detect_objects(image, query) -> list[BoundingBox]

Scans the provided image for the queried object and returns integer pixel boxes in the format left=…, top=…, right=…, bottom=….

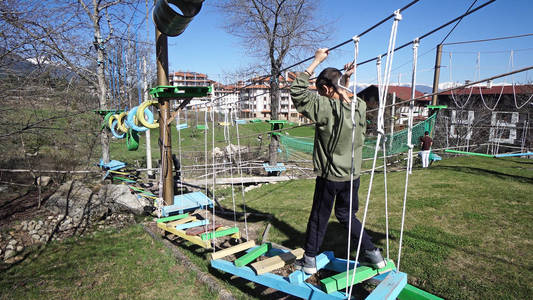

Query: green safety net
left=280, top=113, right=437, bottom=160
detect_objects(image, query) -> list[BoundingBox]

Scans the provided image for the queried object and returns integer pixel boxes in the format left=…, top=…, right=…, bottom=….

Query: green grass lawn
left=0, top=225, right=216, bottom=300
left=214, top=155, right=533, bottom=299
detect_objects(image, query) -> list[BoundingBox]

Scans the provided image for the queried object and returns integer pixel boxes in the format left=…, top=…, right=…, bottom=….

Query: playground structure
left=93, top=0, right=532, bottom=299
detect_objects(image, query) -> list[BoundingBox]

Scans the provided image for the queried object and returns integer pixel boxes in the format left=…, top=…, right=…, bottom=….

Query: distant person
left=419, top=131, right=433, bottom=168
left=289, top=48, right=386, bottom=275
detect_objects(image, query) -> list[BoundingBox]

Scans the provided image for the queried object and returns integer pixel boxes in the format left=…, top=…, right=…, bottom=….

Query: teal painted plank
left=175, top=219, right=209, bottom=230
left=235, top=243, right=271, bottom=267
left=366, top=270, right=407, bottom=300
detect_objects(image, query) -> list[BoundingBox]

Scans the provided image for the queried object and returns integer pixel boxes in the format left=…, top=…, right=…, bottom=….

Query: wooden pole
left=155, top=26, right=174, bottom=205
left=431, top=44, right=443, bottom=107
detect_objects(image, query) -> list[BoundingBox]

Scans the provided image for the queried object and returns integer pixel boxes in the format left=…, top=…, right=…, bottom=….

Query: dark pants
left=304, top=176, right=375, bottom=257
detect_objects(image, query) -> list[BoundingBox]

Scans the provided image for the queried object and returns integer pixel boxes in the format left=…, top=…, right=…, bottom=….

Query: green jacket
left=290, top=72, right=366, bottom=181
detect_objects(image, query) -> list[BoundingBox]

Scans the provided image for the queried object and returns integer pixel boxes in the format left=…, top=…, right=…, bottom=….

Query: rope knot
left=394, top=10, right=402, bottom=21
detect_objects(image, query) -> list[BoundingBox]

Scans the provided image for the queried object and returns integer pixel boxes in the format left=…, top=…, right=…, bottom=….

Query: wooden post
left=155, top=26, right=174, bottom=205
left=431, top=44, right=443, bottom=107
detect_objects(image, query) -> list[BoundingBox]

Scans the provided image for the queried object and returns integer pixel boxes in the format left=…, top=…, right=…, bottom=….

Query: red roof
left=439, top=85, right=533, bottom=95
left=386, top=86, right=430, bottom=101
left=360, top=85, right=430, bottom=101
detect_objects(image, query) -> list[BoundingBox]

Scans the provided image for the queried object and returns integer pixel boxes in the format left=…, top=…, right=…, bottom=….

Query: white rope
left=204, top=110, right=210, bottom=246
left=510, top=50, right=533, bottom=109
left=478, top=52, right=507, bottom=111
left=234, top=108, right=250, bottom=240
left=177, top=112, right=184, bottom=196
left=345, top=35, right=359, bottom=295
left=348, top=10, right=401, bottom=298
left=224, top=109, right=238, bottom=230
left=397, top=38, right=419, bottom=271
left=211, top=108, right=217, bottom=249
left=449, top=52, right=474, bottom=109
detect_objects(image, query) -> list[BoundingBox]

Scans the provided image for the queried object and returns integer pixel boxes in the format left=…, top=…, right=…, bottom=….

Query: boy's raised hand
left=314, top=48, right=329, bottom=64
left=344, top=61, right=355, bottom=76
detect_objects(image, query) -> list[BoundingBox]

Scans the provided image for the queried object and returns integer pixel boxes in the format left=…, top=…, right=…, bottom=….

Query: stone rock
left=37, top=176, right=52, bottom=186
left=0, top=185, right=7, bottom=193
left=45, top=181, right=108, bottom=221
left=31, top=234, right=40, bottom=241
left=16, top=246, right=23, bottom=252
left=8, top=239, right=17, bottom=246
left=98, top=184, right=151, bottom=215
left=4, top=249, right=15, bottom=260
left=6, top=244, right=14, bottom=251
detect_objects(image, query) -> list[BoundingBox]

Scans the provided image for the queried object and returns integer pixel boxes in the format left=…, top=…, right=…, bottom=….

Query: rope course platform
left=209, top=245, right=439, bottom=300
left=161, top=191, right=214, bottom=216
left=263, top=162, right=286, bottom=174
left=98, top=159, right=127, bottom=171
left=176, top=123, right=188, bottom=130
left=156, top=213, right=240, bottom=249
left=149, top=85, right=212, bottom=98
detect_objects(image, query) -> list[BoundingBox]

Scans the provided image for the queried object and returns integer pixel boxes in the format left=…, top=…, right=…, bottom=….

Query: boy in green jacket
left=291, top=48, right=385, bottom=274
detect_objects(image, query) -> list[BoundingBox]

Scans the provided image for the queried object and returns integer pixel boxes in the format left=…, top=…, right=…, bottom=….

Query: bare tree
left=0, top=0, right=152, bottom=165
left=217, top=0, right=326, bottom=164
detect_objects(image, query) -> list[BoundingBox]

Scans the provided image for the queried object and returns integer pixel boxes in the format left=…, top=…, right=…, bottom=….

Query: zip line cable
left=443, top=33, right=533, bottom=46
left=439, top=0, right=478, bottom=45
left=185, top=1, right=424, bottom=108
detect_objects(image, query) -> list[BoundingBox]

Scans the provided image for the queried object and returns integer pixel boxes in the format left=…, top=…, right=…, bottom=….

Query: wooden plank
left=397, top=284, right=444, bottom=300
left=320, top=259, right=396, bottom=294
left=156, top=213, right=189, bottom=223
left=186, top=224, right=222, bottom=236
left=209, top=240, right=256, bottom=260
left=175, top=219, right=209, bottom=230
left=366, top=270, right=407, bottom=300
left=157, top=222, right=211, bottom=249
left=250, top=248, right=304, bottom=275
left=166, top=216, right=197, bottom=227
left=234, top=243, right=271, bottom=267
left=210, top=258, right=347, bottom=300
left=201, top=226, right=239, bottom=241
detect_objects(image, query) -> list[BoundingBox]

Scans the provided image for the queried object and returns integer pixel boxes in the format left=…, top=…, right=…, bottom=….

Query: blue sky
left=157, top=0, right=533, bottom=86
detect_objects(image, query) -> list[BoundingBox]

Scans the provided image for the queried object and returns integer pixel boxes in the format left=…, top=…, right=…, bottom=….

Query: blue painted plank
left=176, top=123, right=188, bottom=130
left=161, top=192, right=213, bottom=217
left=211, top=258, right=347, bottom=300
left=366, top=270, right=407, bottom=300
left=98, top=159, right=126, bottom=170
left=175, top=219, right=209, bottom=230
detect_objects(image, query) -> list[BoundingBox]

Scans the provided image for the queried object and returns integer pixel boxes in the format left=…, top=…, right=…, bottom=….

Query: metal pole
left=431, top=44, right=443, bottom=106
left=155, top=27, right=174, bottom=205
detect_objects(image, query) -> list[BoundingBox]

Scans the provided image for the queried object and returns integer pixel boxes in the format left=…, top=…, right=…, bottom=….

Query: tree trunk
left=93, top=6, right=110, bottom=164
left=268, top=69, right=280, bottom=165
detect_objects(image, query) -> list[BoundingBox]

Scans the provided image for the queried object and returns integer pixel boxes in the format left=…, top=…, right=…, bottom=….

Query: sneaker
left=361, top=248, right=387, bottom=269
left=294, top=254, right=317, bottom=275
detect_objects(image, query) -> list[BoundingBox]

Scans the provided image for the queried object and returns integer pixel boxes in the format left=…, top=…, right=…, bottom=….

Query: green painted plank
left=320, top=277, right=337, bottom=294
left=156, top=213, right=189, bottom=223
left=398, top=284, right=444, bottom=300
left=201, top=227, right=239, bottom=241
left=321, top=259, right=396, bottom=294
left=445, top=149, right=495, bottom=157
left=234, top=243, right=271, bottom=267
